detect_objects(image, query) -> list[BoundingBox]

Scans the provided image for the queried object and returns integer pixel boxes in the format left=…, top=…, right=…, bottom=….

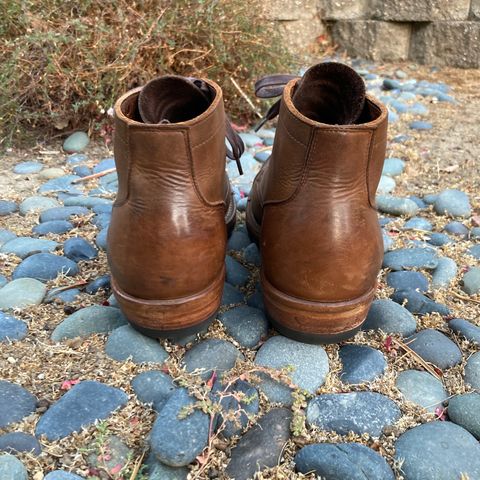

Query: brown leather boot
left=246, top=63, right=388, bottom=344
left=108, top=76, right=244, bottom=338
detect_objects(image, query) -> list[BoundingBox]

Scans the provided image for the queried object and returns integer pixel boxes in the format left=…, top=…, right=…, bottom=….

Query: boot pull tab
left=188, top=77, right=244, bottom=176
left=253, top=74, right=299, bottom=132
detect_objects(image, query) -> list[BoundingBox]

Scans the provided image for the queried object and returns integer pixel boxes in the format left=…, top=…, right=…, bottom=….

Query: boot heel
left=261, top=272, right=376, bottom=344
left=111, top=267, right=224, bottom=339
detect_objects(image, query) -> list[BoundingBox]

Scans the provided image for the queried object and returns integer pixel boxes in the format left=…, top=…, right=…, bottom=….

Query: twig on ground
left=72, top=168, right=116, bottom=183
left=230, top=76, right=263, bottom=118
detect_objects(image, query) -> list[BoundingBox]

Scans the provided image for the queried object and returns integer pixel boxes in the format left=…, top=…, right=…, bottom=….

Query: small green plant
left=0, top=0, right=293, bottom=146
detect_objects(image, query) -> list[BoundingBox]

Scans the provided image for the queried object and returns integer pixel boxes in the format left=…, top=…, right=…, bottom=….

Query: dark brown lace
left=189, top=78, right=244, bottom=175
left=253, top=74, right=299, bottom=131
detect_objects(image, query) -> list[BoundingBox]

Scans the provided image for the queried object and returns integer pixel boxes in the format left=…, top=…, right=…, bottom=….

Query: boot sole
left=111, top=266, right=224, bottom=339
left=262, top=272, right=375, bottom=344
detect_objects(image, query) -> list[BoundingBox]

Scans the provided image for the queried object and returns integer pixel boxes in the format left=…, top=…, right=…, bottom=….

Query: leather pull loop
left=253, top=74, right=299, bottom=131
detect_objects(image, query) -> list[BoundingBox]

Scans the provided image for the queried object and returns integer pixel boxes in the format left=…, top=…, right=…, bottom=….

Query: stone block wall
left=321, top=0, right=480, bottom=67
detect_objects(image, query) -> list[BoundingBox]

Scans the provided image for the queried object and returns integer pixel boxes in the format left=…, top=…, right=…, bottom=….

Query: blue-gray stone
left=448, top=393, right=480, bottom=439
left=465, top=352, right=480, bottom=390
left=392, top=289, right=450, bottom=316
left=383, top=78, right=401, bottom=90
left=131, top=370, right=176, bottom=411
left=63, top=196, right=112, bottom=209
left=93, top=157, right=115, bottom=173
left=33, top=220, right=73, bottom=236
left=243, top=243, right=261, bottom=266
left=38, top=175, right=82, bottom=194
left=0, top=432, right=41, bottom=455
left=72, top=165, right=91, bottom=177
left=0, top=276, right=6, bottom=288
left=13, top=253, right=78, bottom=281
left=410, top=120, right=432, bottom=130
left=449, top=318, right=480, bottom=345
left=395, top=370, right=447, bottom=413
left=431, top=257, right=457, bottom=289
left=227, top=230, right=251, bottom=251
left=339, top=345, right=386, bottom=384
left=150, top=388, right=209, bottom=467
left=403, top=217, right=432, bottom=231
left=63, top=132, right=89, bottom=153
left=182, top=339, right=244, bottom=380
left=13, top=161, right=43, bottom=174
left=376, top=195, right=419, bottom=217
left=392, top=134, right=411, bottom=143
left=427, top=232, right=453, bottom=246
left=144, top=453, right=188, bottom=480
left=0, top=277, right=46, bottom=310
left=0, top=454, right=28, bottom=480
left=0, top=312, right=27, bottom=342
left=51, top=305, right=127, bottom=341
left=0, top=229, right=16, bottom=247
left=472, top=227, right=480, bottom=238
left=66, top=153, right=87, bottom=165
left=19, top=196, right=60, bottom=215
left=85, top=275, right=110, bottom=294
left=0, top=237, right=59, bottom=259
left=254, top=336, right=329, bottom=406
left=214, top=379, right=259, bottom=438
left=225, top=255, right=250, bottom=287
left=99, top=172, right=118, bottom=186
left=225, top=408, right=292, bottom=480
left=423, top=193, right=438, bottom=205
left=295, top=443, right=394, bottom=480
left=246, top=289, right=265, bottom=311
left=434, top=189, right=471, bottom=218
left=96, top=228, right=108, bottom=250
left=382, top=230, right=394, bottom=252
left=383, top=247, right=438, bottom=270
left=391, top=100, right=408, bottom=113
left=409, top=103, right=429, bottom=115
left=444, top=221, right=469, bottom=236
left=409, top=196, right=427, bottom=209
left=221, top=282, right=244, bottom=305
left=254, top=150, right=270, bottom=162
left=40, top=206, right=89, bottom=223
left=239, top=133, right=262, bottom=147
left=307, top=392, right=401, bottom=436
left=64, top=237, right=98, bottom=262
left=0, top=201, right=18, bottom=216
left=386, top=271, right=429, bottom=293
left=468, top=244, right=480, bottom=260
left=105, top=325, right=169, bottom=364
left=35, top=381, right=127, bottom=440
left=220, top=305, right=268, bottom=347
left=45, top=288, right=81, bottom=304
left=45, top=472, right=84, bottom=480
left=395, top=422, right=480, bottom=480
left=462, top=267, right=480, bottom=295
left=236, top=197, right=248, bottom=212
left=92, top=204, right=112, bottom=215
left=406, top=329, right=461, bottom=369
left=0, top=381, right=37, bottom=428
left=377, top=175, right=396, bottom=194
left=91, top=213, right=111, bottom=229
left=382, top=157, right=405, bottom=177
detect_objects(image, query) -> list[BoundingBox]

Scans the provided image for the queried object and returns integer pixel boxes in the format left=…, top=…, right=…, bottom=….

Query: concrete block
left=372, top=0, right=471, bottom=21
left=471, top=0, right=480, bottom=19
left=319, top=0, right=370, bottom=20
left=410, top=21, right=480, bottom=68
left=330, top=20, right=411, bottom=61
left=268, top=0, right=320, bottom=20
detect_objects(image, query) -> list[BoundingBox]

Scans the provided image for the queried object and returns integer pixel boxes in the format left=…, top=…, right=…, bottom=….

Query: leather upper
left=249, top=78, right=388, bottom=303
left=108, top=79, right=233, bottom=301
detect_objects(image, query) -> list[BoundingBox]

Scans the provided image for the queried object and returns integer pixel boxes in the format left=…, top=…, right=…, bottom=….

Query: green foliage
left=0, top=0, right=293, bottom=145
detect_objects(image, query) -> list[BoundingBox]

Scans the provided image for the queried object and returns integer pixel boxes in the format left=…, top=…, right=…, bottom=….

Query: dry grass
left=0, top=0, right=294, bottom=146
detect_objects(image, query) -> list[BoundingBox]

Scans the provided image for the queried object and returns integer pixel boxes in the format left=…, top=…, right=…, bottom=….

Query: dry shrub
left=0, top=0, right=293, bottom=145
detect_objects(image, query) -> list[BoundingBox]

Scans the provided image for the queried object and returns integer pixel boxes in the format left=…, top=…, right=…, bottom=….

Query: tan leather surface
left=108, top=79, right=231, bottom=302
left=249, top=78, right=388, bottom=304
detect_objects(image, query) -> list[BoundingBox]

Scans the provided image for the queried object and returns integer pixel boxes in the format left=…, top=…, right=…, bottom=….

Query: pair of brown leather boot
left=108, top=62, right=388, bottom=344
